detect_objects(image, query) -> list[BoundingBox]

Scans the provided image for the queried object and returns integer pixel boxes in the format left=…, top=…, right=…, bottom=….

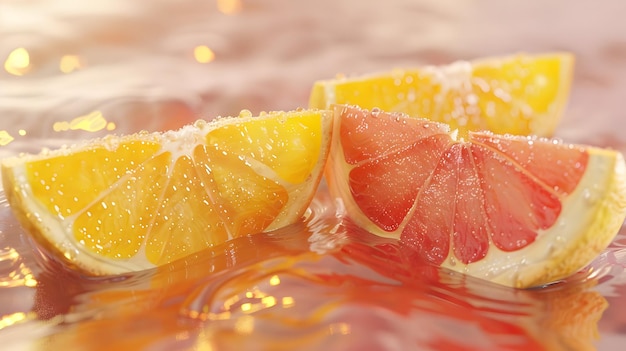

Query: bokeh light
left=194, top=46, right=216, bottom=64
left=4, top=48, right=30, bottom=76
left=0, top=131, right=15, bottom=146
left=59, top=55, right=83, bottom=74
left=217, top=0, right=242, bottom=14
left=53, top=110, right=115, bottom=132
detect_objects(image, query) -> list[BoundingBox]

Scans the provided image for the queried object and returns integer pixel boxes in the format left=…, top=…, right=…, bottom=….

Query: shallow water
left=2, top=1, right=626, bottom=350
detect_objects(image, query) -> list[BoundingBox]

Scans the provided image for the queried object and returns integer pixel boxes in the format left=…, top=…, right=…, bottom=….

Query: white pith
left=442, top=150, right=626, bottom=287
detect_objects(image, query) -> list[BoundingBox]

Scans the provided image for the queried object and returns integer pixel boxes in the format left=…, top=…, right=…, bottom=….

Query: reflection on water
left=51, top=110, right=116, bottom=133
left=0, top=187, right=624, bottom=350
left=2, top=0, right=626, bottom=350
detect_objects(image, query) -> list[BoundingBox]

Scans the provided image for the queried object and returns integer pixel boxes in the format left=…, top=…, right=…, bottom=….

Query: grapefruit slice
left=1, top=109, right=333, bottom=275
left=310, top=52, right=574, bottom=137
left=325, top=105, right=626, bottom=288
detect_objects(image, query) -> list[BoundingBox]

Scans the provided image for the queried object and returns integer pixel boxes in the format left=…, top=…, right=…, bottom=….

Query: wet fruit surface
left=2, top=110, right=333, bottom=274
left=325, top=105, right=626, bottom=288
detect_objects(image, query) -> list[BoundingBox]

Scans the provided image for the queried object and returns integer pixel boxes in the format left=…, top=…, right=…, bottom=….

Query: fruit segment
left=26, top=140, right=161, bottom=218
left=325, top=105, right=626, bottom=288
left=310, top=52, right=574, bottom=137
left=2, top=109, right=333, bottom=275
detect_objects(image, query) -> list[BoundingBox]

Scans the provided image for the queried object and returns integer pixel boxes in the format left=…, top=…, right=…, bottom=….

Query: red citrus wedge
left=324, top=105, right=626, bottom=288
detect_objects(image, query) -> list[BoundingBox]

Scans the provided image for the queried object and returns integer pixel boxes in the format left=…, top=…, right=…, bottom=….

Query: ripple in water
left=0, top=189, right=620, bottom=350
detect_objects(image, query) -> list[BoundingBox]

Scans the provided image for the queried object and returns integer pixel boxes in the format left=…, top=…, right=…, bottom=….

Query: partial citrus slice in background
left=310, top=52, right=574, bottom=137
left=325, top=105, right=626, bottom=288
left=1, top=109, right=333, bottom=275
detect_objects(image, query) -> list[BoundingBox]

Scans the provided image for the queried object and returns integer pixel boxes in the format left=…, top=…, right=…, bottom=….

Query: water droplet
left=194, top=119, right=207, bottom=128
left=582, top=188, right=596, bottom=204
left=238, top=109, right=253, bottom=118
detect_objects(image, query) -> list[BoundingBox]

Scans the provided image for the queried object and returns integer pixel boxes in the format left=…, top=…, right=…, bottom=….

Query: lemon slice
left=2, top=109, right=333, bottom=275
left=310, top=52, right=574, bottom=137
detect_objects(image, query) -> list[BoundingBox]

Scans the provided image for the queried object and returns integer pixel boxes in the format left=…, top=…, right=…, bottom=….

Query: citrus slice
left=1, top=109, right=333, bottom=275
left=325, top=105, right=626, bottom=288
left=310, top=52, right=574, bottom=137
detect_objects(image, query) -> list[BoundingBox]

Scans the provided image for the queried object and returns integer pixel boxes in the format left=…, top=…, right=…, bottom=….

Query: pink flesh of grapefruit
left=325, top=105, right=626, bottom=288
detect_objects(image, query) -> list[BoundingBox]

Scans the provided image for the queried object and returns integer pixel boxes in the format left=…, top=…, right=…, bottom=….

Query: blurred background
left=1, top=0, right=625, bottom=149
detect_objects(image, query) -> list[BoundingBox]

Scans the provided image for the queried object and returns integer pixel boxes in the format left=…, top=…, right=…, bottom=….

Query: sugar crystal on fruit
left=191, top=120, right=209, bottom=130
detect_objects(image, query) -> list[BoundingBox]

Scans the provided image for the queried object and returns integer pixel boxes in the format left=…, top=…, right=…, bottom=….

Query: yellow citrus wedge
left=310, top=52, right=574, bottom=137
left=325, top=105, right=626, bottom=288
left=1, top=109, right=333, bottom=275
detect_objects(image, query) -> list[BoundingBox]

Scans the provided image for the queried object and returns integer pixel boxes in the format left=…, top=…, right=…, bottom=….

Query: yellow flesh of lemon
left=2, top=110, right=333, bottom=275
left=310, top=52, right=574, bottom=138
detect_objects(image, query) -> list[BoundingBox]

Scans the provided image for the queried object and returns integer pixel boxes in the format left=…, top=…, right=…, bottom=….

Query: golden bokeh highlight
left=193, top=329, right=217, bottom=351
left=4, top=47, right=30, bottom=76
left=59, top=55, right=83, bottom=74
left=269, top=275, right=281, bottom=286
left=0, top=247, right=38, bottom=288
left=260, top=296, right=277, bottom=308
left=240, top=302, right=252, bottom=313
left=329, top=322, right=351, bottom=336
left=0, top=131, right=15, bottom=146
left=53, top=110, right=115, bottom=132
left=0, top=312, right=36, bottom=330
left=234, top=315, right=255, bottom=334
left=194, top=46, right=216, bottom=64
left=217, top=0, right=242, bottom=14
left=281, top=296, right=295, bottom=308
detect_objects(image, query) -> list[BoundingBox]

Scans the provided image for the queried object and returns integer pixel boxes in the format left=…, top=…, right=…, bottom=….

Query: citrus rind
left=449, top=148, right=626, bottom=288
left=310, top=52, right=574, bottom=138
left=325, top=105, right=626, bottom=288
left=1, top=110, right=333, bottom=275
